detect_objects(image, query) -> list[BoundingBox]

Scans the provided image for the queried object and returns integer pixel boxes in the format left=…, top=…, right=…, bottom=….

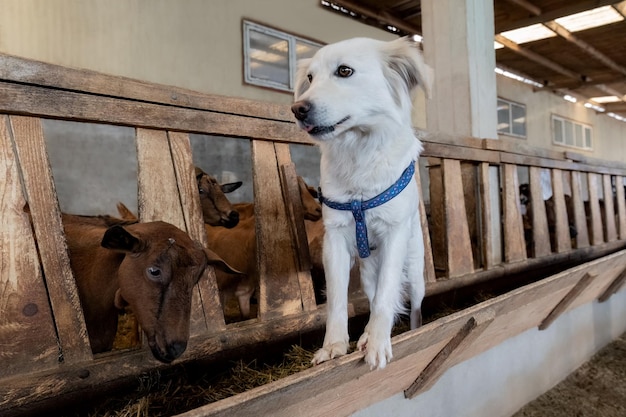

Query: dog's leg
left=407, top=215, right=425, bottom=329
left=357, top=226, right=410, bottom=370
left=312, top=227, right=352, bottom=365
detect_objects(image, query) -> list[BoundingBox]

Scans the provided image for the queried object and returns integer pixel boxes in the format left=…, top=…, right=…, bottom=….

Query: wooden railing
left=1, top=52, right=626, bottom=413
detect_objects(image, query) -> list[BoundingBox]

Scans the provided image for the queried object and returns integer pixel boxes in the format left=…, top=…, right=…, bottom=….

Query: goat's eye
left=146, top=266, right=162, bottom=280
left=336, top=65, right=354, bottom=78
left=307, top=73, right=313, bottom=82
left=198, top=187, right=205, bottom=195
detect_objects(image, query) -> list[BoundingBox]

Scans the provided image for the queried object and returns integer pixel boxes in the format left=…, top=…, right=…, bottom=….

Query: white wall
left=497, top=74, right=626, bottom=162
left=353, top=289, right=626, bottom=417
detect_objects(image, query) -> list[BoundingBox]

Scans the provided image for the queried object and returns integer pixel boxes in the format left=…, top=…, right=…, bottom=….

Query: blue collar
left=319, top=161, right=415, bottom=258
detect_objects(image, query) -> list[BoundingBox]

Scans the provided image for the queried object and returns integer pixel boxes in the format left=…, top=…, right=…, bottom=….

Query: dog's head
left=291, top=37, right=432, bottom=141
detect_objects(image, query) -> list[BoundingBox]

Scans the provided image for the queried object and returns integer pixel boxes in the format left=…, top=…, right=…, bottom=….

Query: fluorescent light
left=412, top=34, right=423, bottom=43
left=590, top=96, right=621, bottom=103
left=555, top=6, right=624, bottom=32
left=500, top=23, right=556, bottom=44
left=584, top=102, right=605, bottom=112
left=607, top=112, right=626, bottom=122
left=563, top=94, right=577, bottom=103
left=495, top=67, right=544, bottom=88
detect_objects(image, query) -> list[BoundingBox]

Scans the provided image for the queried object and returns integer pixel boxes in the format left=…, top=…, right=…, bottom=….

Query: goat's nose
left=166, top=341, right=187, bottom=361
left=291, top=101, right=311, bottom=121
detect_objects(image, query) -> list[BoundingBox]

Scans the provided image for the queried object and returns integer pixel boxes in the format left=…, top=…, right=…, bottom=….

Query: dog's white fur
left=292, top=37, right=433, bottom=370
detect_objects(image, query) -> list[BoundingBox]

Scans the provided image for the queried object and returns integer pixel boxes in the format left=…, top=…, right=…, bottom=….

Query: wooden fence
left=1, top=52, right=626, bottom=415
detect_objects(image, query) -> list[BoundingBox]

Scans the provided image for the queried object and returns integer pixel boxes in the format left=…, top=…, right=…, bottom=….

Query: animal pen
left=1, top=52, right=626, bottom=416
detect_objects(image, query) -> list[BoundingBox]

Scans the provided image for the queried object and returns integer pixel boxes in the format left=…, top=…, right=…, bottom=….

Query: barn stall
left=1, top=52, right=626, bottom=416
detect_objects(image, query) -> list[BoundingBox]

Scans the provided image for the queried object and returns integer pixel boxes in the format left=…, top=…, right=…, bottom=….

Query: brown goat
left=63, top=217, right=239, bottom=362
left=195, top=167, right=242, bottom=228
left=206, top=176, right=322, bottom=320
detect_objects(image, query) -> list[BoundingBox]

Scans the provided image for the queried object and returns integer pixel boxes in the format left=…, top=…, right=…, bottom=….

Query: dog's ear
left=383, top=37, right=433, bottom=101
left=294, top=58, right=312, bottom=99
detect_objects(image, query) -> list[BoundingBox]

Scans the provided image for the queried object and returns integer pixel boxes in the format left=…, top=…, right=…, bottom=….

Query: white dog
left=291, top=37, right=432, bottom=370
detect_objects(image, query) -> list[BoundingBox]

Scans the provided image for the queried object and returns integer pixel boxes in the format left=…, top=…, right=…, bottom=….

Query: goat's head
left=101, top=221, right=239, bottom=363
left=195, top=167, right=242, bottom=228
left=297, top=176, right=322, bottom=221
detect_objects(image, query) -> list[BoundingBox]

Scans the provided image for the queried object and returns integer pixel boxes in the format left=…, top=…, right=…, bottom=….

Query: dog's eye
left=307, top=73, right=313, bottom=82
left=336, top=65, right=354, bottom=78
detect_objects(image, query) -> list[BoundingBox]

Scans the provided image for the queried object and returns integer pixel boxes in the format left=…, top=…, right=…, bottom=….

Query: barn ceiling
left=322, top=0, right=626, bottom=120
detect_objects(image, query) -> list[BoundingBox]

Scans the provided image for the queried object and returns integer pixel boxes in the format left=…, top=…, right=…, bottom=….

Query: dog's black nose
left=291, top=101, right=311, bottom=121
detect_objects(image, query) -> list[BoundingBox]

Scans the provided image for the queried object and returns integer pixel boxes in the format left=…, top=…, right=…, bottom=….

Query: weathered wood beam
left=539, top=272, right=596, bottom=330
left=404, top=309, right=496, bottom=399
left=494, top=34, right=583, bottom=81
left=543, top=20, right=626, bottom=78
left=598, top=265, right=626, bottom=302
left=329, top=0, right=421, bottom=35
left=604, top=102, right=626, bottom=112
left=496, top=0, right=618, bottom=32
left=505, top=0, right=541, bottom=16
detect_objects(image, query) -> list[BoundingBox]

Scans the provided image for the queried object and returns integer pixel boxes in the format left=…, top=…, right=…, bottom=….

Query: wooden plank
left=538, top=272, right=596, bottom=330
left=415, top=162, right=436, bottom=283
left=551, top=169, right=572, bottom=253
left=136, top=128, right=210, bottom=336
left=0, top=115, right=60, bottom=377
left=252, top=140, right=303, bottom=319
left=0, top=81, right=312, bottom=145
left=587, top=173, right=604, bottom=245
left=428, top=164, right=446, bottom=273
left=615, top=176, right=626, bottom=240
left=136, top=129, right=186, bottom=227
left=278, top=158, right=317, bottom=312
left=421, top=141, right=500, bottom=163
left=602, top=174, right=617, bottom=242
left=500, top=151, right=626, bottom=176
left=571, top=171, right=590, bottom=249
left=168, top=132, right=226, bottom=333
left=8, top=115, right=92, bottom=363
left=597, top=265, right=626, bottom=302
left=478, top=163, right=494, bottom=269
left=484, top=138, right=565, bottom=161
left=442, top=159, right=474, bottom=277
left=502, top=164, right=527, bottom=263
left=462, top=163, right=481, bottom=270
left=404, top=309, right=495, bottom=398
left=529, top=167, right=551, bottom=257
left=0, top=52, right=295, bottom=122
left=176, top=250, right=626, bottom=417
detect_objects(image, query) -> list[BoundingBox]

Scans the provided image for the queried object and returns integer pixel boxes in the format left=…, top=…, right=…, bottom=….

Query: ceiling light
left=584, top=102, right=605, bottom=112
left=590, top=96, right=621, bottom=103
left=494, top=41, right=504, bottom=49
left=499, top=23, right=556, bottom=44
left=555, top=6, right=624, bottom=32
left=495, top=67, right=544, bottom=88
left=563, top=95, right=577, bottom=103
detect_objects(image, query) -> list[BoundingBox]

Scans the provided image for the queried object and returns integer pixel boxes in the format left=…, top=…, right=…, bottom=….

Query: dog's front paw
left=312, top=341, right=349, bottom=365
left=357, top=331, right=392, bottom=370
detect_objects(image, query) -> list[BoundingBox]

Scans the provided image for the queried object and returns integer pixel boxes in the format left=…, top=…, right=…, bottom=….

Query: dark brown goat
left=63, top=217, right=239, bottom=362
left=195, top=167, right=242, bottom=228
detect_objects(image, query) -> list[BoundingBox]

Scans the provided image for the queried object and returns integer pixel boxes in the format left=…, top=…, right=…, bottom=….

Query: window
left=497, top=98, right=527, bottom=138
left=243, top=21, right=322, bottom=92
left=552, top=115, right=592, bottom=150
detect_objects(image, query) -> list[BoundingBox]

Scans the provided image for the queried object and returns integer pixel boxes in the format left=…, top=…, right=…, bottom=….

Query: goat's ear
left=114, top=288, right=128, bottom=310
left=195, top=166, right=205, bottom=180
left=221, top=181, right=243, bottom=193
left=294, top=58, right=312, bottom=99
left=383, top=36, right=433, bottom=99
left=101, top=225, right=144, bottom=253
left=203, top=247, right=242, bottom=275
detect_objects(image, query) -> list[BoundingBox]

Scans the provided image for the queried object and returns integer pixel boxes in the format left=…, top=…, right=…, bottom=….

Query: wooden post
left=529, top=166, right=551, bottom=257
left=570, top=171, right=590, bottom=248
left=415, top=161, right=437, bottom=283
left=8, top=116, right=92, bottom=363
left=587, top=173, right=603, bottom=245
left=602, top=174, right=617, bottom=242
left=502, top=164, right=526, bottom=262
left=615, top=176, right=626, bottom=240
left=404, top=309, right=495, bottom=399
left=169, top=131, right=226, bottom=333
left=551, top=169, right=571, bottom=253
left=539, top=272, right=596, bottom=330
